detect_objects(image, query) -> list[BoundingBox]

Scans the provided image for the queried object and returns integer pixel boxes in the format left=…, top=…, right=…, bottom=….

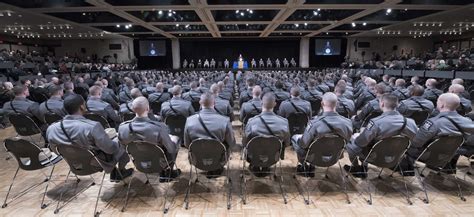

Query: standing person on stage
left=224, top=59, right=230, bottom=68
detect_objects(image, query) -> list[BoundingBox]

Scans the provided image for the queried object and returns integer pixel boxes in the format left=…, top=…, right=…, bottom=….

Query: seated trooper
left=402, top=93, right=474, bottom=174
left=397, top=84, right=434, bottom=118
left=273, top=81, right=290, bottom=104
left=39, top=85, right=67, bottom=122
left=100, top=79, right=120, bottom=110
left=3, top=85, right=44, bottom=127
left=240, top=85, right=262, bottom=124
left=210, top=83, right=233, bottom=120
left=449, top=84, right=472, bottom=116
left=239, top=77, right=256, bottom=106
left=160, top=85, right=195, bottom=120
left=353, top=84, right=386, bottom=130
left=422, top=78, right=443, bottom=104
left=119, top=88, right=143, bottom=114
left=86, top=85, right=122, bottom=128
left=148, top=82, right=171, bottom=108
left=244, top=92, right=290, bottom=175
left=392, top=79, right=410, bottom=101
left=182, top=81, right=202, bottom=105
left=355, top=78, right=377, bottom=111
left=183, top=92, right=235, bottom=177
left=292, top=92, right=353, bottom=176
left=335, top=84, right=355, bottom=118
left=345, top=94, right=417, bottom=178
left=278, top=87, right=312, bottom=119
left=46, top=94, right=133, bottom=182
left=118, top=79, right=135, bottom=104
left=118, top=97, right=181, bottom=181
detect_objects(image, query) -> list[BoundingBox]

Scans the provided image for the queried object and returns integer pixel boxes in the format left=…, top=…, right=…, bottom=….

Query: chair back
left=409, top=110, right=430, bottom=126
left=150, top=100, right=163, bottom=115
left=287, top=112, right=309, bottom=135
left=9, top=113, right=42, bottom=137
left=309, top=97, right=322, bottom=116
left=305, top=135, right=345, bottom=167
left=127, top=141, right=169, bottom=174
left=73, top=86, right=89, bottom=101
left=164, top=114, right=187, bottom=140
left=246, top=136, right=282, bottom=168
left=242, top=111, right=259, bottom=125
left=84, top=113, right=111, bottom=129
left=56, top=144, right=103, bottom=176
left=361, top=110, right=383, bottom=128
left=364, top=135, right=410, bottom=169
left=44, top=112, right=63, bottom=125
left=191, top=101, right=200, bottom=112
left=188, top=138, right=227, bottom=171
left=417, top=136, right=464, bottom=168
left=30, top=92, right=48, bottom=103
left=5, top=138, right=46, bottom=171
left=121, top=112, right=135, bottom=122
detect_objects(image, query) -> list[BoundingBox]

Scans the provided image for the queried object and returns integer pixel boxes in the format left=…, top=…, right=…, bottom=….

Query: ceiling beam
left=85, top=0, right=175, bottom=38
left=305, top=0, right=402, bottom=37
left=260, top=0, right=306, bottom=37
left=188, top=0, right=219, bottom=37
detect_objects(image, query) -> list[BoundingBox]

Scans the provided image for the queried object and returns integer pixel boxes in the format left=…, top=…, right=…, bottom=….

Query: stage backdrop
left=309, top=37, right=347, bottom=67
left=134, top=39, right=172, bottom=69
left=180, top=38, right=300, bottom=68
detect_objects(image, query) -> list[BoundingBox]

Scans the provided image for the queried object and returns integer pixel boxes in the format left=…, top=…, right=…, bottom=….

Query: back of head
left=452, top=78, right=464, bottom=85
left=334, top=84, right=346, bottom=95
left=126, top=79, right=135, bottom=88
left=409, top=84, right=424, bottom=96
left=307, top=79, right=316, bottom=87
left=13, top=85, right=27, bottom=96
left=374, top=84, right=386, bottom=95
left=252, top=85, right=262, bottom=97
left=395, top=79, right=406, bottom=87
left=380, top=93, right=398, bottom=110
left=438, top=93, right=460, bottom=111
left=199, top=92, right=215, bottom=108
left=64, top=94, right=85, bottom=115
left=246, top=77, right=255, bottom=87
left=262, top=92, right=276, bottom=111
left=89, top=85, right=102, bottom=96
left=449, top=84, right=465, bottom=94
left=171, top=85, right=182, bottom=96
left=130, top=88, right=142, bottom=99
left=93, top=81, right=103, bottom=88
left=290, top=86, right=301, bottom=97
left=426, top=78, right=437, bottom=88
left=210, top=83, right=219, bottom=95
left=132, top=96, right=149, bottom=115
left=322, top=92, right=337, bottom=108
left=275, top=80, right=284, bottom=89
left=190, top=81, right=198, bottom=89
left=50, top=85, right=64, bottom=96
left=64, top=81, right=74, bottom=91
left=156, top=82, right=164, bottom=91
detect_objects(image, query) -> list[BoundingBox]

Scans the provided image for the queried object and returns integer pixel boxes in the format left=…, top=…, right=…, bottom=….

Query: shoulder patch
left=421, top=120, right=433, bottom=131
left=366, top=120, right=375, bottom=130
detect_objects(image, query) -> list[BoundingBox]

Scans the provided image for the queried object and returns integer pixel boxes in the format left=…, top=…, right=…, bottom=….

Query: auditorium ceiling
left=0, top=0, right=472, bottom=39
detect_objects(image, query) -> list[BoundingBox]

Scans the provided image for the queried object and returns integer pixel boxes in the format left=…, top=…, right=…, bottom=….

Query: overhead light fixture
left=82, top=12, right=86, bottom=16
left=317, top=8, right=321, bottom=11
left=168, top=12, right=172, bottom=17
left=176, top=24, right=179, bottom=27
left=351, top=22, right=356, bottom=27
left=295, top=23, right=299, bottom=27
left=7, top=12, right=11, bottom=16
left=249, top=10, right=253, bottom=14
left=235, top=10, right=239, bottom=14
left=304, top=23, right=308, bottom=26
left=240, top=12, right=244, bottom=16
left=116, top=24, right=120, bottom=28
left=362, top=22, right=367, bottom=26
left=158, top=10, right=163, bottom=15
left=386, top=8, right=392, bottom=14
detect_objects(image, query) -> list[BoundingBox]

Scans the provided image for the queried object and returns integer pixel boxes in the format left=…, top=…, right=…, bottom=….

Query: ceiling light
left=185, top=24, right=190, bottom=28
left=351, top=22, right=356, bottom=27
left=240, top=12, right=244, bottom=16
left=345, top=32, right=348, bottom=35
left=176, top=24, right=179, bottom=27
left=158, top=10, right=163, bottom=15
left=362, top=22, right=367, bottom=26
left=438, top=23, right=442, bottom=27
left=39, top=25, right=43, bottom=30
left=116, top=24, right=120, bottom=28
left=168, top=12, right=172, bottom=17
left=125, top=25, right=129, bottom=29
left=82, top=12, right=86, bottom=16
left=326, top=32, right=329, bottom=35
left=249, top=10, right=253, bottom=14
left=313, top=11, right=318, bottom=16
left=235, top=10, right=239, bottom=14
left=295, top=24, right=299, bottom=27
left=386, top=8, right=392, bottom=14
left=7, top=12, right=11, bottom=16
left=414, top=23, right=417, bottom=26
left=317, top=8, right=321, bottom=11
left=304, top=23, right=308, bottom=26
left=245, top=23, right=248, bottom=26
left=0, top=13, right=3, bottom=17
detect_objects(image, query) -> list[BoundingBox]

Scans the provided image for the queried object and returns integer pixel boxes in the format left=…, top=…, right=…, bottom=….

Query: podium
left=232, top=60, right=248, bottom=69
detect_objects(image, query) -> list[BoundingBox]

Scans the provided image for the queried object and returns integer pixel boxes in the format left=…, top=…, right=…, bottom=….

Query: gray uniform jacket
left=278, top=97, right=312, bottom=118
left=183, top=108, right=235, bottom=149
left=299, top=112, right=353, bottom=149
left=46, top=115, right=125, bottom=172
left=392, top=87, right=410, bottom=101
left=118, top=117, right=179, bottom=162
left=239, top=88, right=253, bottom=106
left=422, top=87, right=443, bottom=103
left=160, top=97, right=195, bottom=119
left=148, top=91, right=171, bottom=103
left=86, top=96, right=121, bottom=123
left=119, top=101, right=134, bottom=114
left=119, top=88, right=132, bottom=103
left=240, top=98, right=262, bottom=122
left=336, top=96, right=356, bottom=118
left=274, top=89, right=290, bottom=102
left=244, top=111, right=290, bottom=147
left=347, top=111, right=417, bottom=156
left=101, top=88, right=119, bottom=109
left=183, top=90, right=202, bottom=102
left=397, top=96, right=435, bottom=116
left=302, top=88, right=322, bottom=102
left=39, top=96, right=67, bottom=121
left=3, top=96, right=43, bottom=124
left=214, top=97, right=234, bottom=120
left=355, top=89, right=376, bottom=110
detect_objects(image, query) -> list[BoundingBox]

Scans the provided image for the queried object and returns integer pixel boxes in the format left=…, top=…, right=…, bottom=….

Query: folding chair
left=120, top=112, right=135, bottom=122
left=84, top=113, right=111, bottom=129
left=287, top=112, right=309, bottom=136
left=8, top=113, right=46, bottom=146
left=348, top=135, right=411, bottom=205
left=411, top=136, right=466, bottom=203
left=191, top=101, right=200, bottom=112
left=2, top=138, right=62, bottom=209
left=122, top=141, right=174, bottom=213
left=408, top=110, right=430, bottom=126
left=73, top=86, right=89, bottom=101
left=293, top=135, right=350, bottom=205
left=54, top=144, right=111, bottom=217
left=44, top=112, right=63, bottom=125
left=164, top=114, right=187, bottom=143
left=184, top=138, right=231, bottom=210
left=241, top=136, right=287, bottom=205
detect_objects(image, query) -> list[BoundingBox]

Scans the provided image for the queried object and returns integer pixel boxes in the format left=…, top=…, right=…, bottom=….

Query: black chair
left=122, top=141, right=173, bottom=213
left=8, top=113, right=46, bottom=146
left=294, top=135, right=350, bottom=205
left=241, top=136, right=287, bottom=204
left=408, top=110, right=430, bottom=126
left=412, top=136, right=465, bottom=203
left=54, top=144, right=108, bottom=216
left=73, top=86, right=89, bottom=101
left=287, top=112, right=309, bottom=136
left=121, top=112, right=135, bottom=122
left=44, top=112, right=63, bottom=125
left=30, top=92, right=48, bottom=104
left=349, top=135, right=411, bottom=205
left=191, top=100, right=200, bottom=112
left=361, top=110, right=383, bottom=128
left=309, top=98, right=322, bottom=116
left=150, top=101, right=163, bottom=115
left=164, top=114, right=187, bottom=143
left=184, top=138, right=231, bottom=210
left=2, top=138, right=62, bottom=209
left=84, top=113, right=111, bottom=129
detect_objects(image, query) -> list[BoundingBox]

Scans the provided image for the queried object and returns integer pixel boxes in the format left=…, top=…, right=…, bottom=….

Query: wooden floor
left=1, top=111, right=474, bottom=216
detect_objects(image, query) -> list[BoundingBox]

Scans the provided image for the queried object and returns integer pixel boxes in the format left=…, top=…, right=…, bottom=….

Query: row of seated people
left=182, top=58, right=298, bottom=69
left=2, top=69, right=474, bottom=182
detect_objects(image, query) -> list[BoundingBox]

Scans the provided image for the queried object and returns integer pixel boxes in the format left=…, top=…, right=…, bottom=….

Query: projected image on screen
left=139, top=40, right=166, bottom=56
left=315, top=39, right=341, bottom=56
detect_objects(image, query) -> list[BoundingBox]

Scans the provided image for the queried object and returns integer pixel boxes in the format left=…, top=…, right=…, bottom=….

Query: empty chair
left=184, top=138, right=231, bottom=210
left=2, top=138, right=62, bottom=209
left=164, top=114, right=187, bottom=143
left=84, top=113, right=111, bottom=129
left=408, top=110, right=430, bottom=126
left=287, top=112, right=309, bottom=136
left=122, top=141, right=174, bottom=213
left=44, top=112, right=63, bottom=125
left=241, top=136, right=287, bottom=204
left=294, top=135, right=349, bottom=205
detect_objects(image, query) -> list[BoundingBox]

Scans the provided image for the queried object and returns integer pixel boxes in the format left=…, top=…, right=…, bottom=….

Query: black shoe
left=110, top=168, right=134, bottom=182
left=343, top=164, right=367, bottom=179
left=296, top=163, right=315, bottom=178
left=206, top=168, right=224, bottom=179
left=250, top=165, right=271, bottom=178
left=159, top=169, right=181, bottom=183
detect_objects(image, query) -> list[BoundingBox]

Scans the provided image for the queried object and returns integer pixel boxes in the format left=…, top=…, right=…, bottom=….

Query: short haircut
left=49, top=85, right=63, bottom=96
left=275, top=80, right=284, bottom=89
left=334, top=84, right=346, bottom=94
left=132, top=96, right=149, bottom=115
left=171, top=85, right=182, bottom=96
left=439, top=93, right=460, bottom=111
left=130, top=88, right=142, bottom=99
left=290, top=86, right=301, bottom=97
left=210, top=83, right=219, bottom=94
left=252, top=85, right=262, bottom=97
left=395, top=79, right=406, bottom=87
left=410, top=84, right=424, bottom=96
left=199, top=92, right=215, bottom=108
left=93, top=81, right=103, bottom=88
left=89, top=85, right=102, bottom=96
left=262, top=92, right=276, bottom=110
left=322, top=92, right=337, bottom=108
left=13, top=85, right=27, bottom=96
left=246, top=77, right=255, bottom=86
left=374, top=84, right=386, bottom=95
left=380, top=93, right=398, bottom=110
left=190, top=81, right=198, bottom=89
left=449, top=84, right=465, bottom=94
left=64, top=94, right=85, bottom=115
left=64, top=81, right=74, bottom=90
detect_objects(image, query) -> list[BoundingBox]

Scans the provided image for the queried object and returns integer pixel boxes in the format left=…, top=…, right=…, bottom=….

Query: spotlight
left=158, top=10, right=163, bottom=15
left=235, top=10, right=239, bottom=14
left=317, top=8, right=321, bottom=11
left=176, top=24, right=179, bottom=27
left=351, top=22, right=356, bottom=27
left=363, top=22, right=367, bottom=26
left=386, top=8, right=392, bottom=14
left=168, top=12, right=172, bottom=17
left=295, top=24, right=299, bottom=27
left=7, top=12, right=11, bottom=16
left=304, top=23, right=308, bottom=26
left=240, top=12, right=244, bottom=16
left=116, top=24, right=120, bottom=28
left=82, top=12, right=86, bottom=16
left=249, top=10, right=253, bottom=14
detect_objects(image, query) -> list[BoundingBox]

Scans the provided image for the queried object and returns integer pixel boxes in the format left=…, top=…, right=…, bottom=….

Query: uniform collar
left=410, top=96, right=424, bottom=100
left=200, top=108, right=216, bottom=114
left=64, top=115, right=87, bottom=120
left=381, top=110, right=400, bottom=116
left=14, top=96, right=27, bottom=101
left=132, top=116, right=149, bottom=122
left=321, top=111, right=339, bottom=116
left=251, top=98, right=261, bottom=102
left=261, top=111, right=275, bottom=115
left=50, top=96, right=63, bottom=100
left=438, top=111, right=458, bottom=116
left=89, top=96, right=101, bottom=100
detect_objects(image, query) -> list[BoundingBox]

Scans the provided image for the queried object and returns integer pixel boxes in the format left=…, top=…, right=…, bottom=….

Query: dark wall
left=180, top=38, right=300, bottom=64
left=309, top=37, right=347, bottom=68
left=134, top=39, right=172, bottom=69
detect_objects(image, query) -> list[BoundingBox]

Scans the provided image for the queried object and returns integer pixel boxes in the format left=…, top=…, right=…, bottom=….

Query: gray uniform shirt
left=86, top=96, right=122, bottom=123
left=336, top=96, right=356, bottom=118
left=39, top=96, right=67, bottom=121
left=397, top=96, right=435, bottom=116
left=240, top=98, right=262, bottom=122
left=160, top=97, right=195, bottom=119
left=148, top=91, right=171, bottom=103
left=3, top=96, right=43, bottom=123
left=244, top=111, right=290, bottom=147
left=299, top=112, right=353, bottom=149
left=278, top=97, right=312, bottom=118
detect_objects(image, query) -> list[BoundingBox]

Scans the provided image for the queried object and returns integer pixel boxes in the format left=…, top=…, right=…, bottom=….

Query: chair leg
left=398, top=164, right=413, bottom=205
left=338, top=162, right=351, bottom=204
left=2, top=167, right=19, bottom=208
left=226, top=163, right=232, bottom=210
left=362, top=164, right=372, bottom=205
left=40, top=165, right=56, bottom=209
left=93, top=172, right=106, bottom=217
left=277, top=160, right=287, bottom=204
left=121, top=175, right=134, bottom=212
left=184, top=165, right=193, bottom=210
left=240, top=155, right=247, bottom=205
left=163, top=170, right=173, bottom=214
left=414, top=166, right=429, bottom=203
left=447, top=164, right=466, bottom=201
left=54, top=170, right=71, bottom=214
